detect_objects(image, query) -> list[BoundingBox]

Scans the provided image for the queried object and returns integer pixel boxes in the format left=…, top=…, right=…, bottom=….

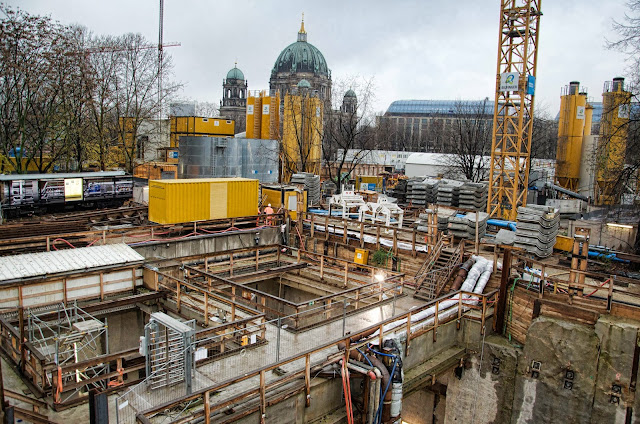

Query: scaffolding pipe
left=370, top=256, right=493, bottom=343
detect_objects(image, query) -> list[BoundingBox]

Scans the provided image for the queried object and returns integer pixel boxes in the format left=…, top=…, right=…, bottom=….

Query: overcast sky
left=7, top=0, right=632, bottom=116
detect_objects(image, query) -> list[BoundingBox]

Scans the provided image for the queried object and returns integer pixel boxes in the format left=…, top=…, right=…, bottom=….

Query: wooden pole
left=494, top=248, right=511, bottom=334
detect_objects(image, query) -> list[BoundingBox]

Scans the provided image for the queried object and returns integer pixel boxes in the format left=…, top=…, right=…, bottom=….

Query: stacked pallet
left=446, top=212, right=489, bottom=239
left=514, top=205, right=560, bottom=258
left=291, top=173, right=321, bottom=205
left=458, top=182, right=488, bottom=211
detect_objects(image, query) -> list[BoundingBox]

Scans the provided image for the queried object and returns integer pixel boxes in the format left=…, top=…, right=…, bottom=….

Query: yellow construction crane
left=487, top=0, right=542, bottom=220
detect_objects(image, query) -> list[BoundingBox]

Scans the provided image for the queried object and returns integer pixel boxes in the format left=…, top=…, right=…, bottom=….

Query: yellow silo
left=281, top=85, right=323, bottom=182
left=260, top=90, right=281, bottom=140
left=246, top=91, right=263, bottom=139
left=595, top=77, right=631, bottom=205
left=555, top=81, right=587, bottom=191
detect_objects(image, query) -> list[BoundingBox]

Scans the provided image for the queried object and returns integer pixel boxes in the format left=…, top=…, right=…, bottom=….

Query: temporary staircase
left=413, top=237, right=463, bottom=301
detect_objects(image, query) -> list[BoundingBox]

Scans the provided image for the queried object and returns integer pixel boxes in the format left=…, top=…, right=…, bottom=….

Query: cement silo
left=595, top=77, right=631, bottom=205
left=555, top=81, right=588, bottom=192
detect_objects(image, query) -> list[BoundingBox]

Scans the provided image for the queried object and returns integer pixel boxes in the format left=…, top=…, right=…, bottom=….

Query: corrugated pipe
left=371, top=256, right=493, bottom=343
left=451, top=258, right=475, bottom=291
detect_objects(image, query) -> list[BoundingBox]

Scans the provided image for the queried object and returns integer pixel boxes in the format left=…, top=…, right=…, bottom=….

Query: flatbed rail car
left=0, top=171, right=133, bottom=217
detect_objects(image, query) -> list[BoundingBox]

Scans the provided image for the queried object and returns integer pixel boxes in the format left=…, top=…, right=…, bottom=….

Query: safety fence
left=130, top=288, right=497, bottom=424
left=0, top=213, right=285, bottom=254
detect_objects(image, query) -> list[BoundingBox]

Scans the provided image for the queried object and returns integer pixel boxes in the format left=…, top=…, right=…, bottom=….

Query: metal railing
left=132, top=288, right=497, bottom=424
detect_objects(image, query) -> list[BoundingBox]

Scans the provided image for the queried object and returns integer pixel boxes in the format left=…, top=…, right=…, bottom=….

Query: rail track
left=0, top=205, right=148, bottom=240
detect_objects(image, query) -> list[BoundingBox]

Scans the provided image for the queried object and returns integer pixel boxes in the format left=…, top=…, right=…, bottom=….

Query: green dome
left=272, top=26, right=329, bottom=77
left=226, top=66, right=244, bottom=80
left=297, top=79, right=312, bottom=88
left=344, top=89, right=356, bottom=98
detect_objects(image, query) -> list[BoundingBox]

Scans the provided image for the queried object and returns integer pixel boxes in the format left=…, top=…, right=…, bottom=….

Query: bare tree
left=281, top=86, right=324, bottom=182
left=530, top=102, right=558, bottom=160
left=0, top=6, right=74, bottom=173
left=443, top=99, right=493, bottom=181
left=321, top=78, right=378, bottom=191
left=603, top=1, right=640, bottom=204
left=113, top=33, right=180, bottom=173
left=79, top=34, right=125, bottom=171
left=0, top=6, right=181, bottom=174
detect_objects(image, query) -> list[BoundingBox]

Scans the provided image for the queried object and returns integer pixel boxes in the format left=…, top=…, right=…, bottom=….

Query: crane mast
left=487, top=0, right=542, bottom=220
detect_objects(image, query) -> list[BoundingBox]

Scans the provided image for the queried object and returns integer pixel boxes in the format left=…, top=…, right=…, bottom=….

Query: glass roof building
left=378, top=99, right=494, bottom=152
left=386, top=99, right=495, bottom=116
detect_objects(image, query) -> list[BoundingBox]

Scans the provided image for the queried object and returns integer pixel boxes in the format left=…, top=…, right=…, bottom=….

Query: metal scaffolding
left=26, top=302, right=110, bottom=402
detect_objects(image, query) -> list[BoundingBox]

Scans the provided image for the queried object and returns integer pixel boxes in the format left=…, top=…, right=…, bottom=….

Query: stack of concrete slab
left=416, top=209, right=436, bottom=232
left=406, top=179, right=427, bottom=206
left=514, top=205, right=560, bottom=258
left=388, top=179, right=408, bottom=204
left=292, top=173, right=321, bottom=205
left=446, top=212, right=489, bottom=239
left=458, top=182, right=488, bottom=211
left=437, top=180, right=464, bottom=207
left=406, top=178, right=439, bottom=206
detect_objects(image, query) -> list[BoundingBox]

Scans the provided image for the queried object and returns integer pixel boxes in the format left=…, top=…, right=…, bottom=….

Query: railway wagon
left=0, top=171, right=133, bottom=217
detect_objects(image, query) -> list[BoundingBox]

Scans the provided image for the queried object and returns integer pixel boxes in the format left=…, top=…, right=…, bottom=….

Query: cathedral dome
left=226, top=66, right=244, bottom=81
left=344, top=89, right=356, bottom=98
left=272, top=21, right=329, bottom=78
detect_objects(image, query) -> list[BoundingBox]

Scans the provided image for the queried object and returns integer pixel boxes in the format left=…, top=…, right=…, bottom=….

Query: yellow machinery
left=246, top=90, right=281, bottom=140
left=169, top=117, right=235, bottom=148
left=555, top=81, right=589, bottom=191
left=282, top=91, right=323, bottom=182
left=261, top=184, right=307, bottom=219
left=595, top=77, right=631, bottom=205
left=487, top=0, right=542, bottom=220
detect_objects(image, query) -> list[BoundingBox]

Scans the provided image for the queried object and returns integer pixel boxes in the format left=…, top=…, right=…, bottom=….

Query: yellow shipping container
left=246, top=93, right=263, bottom=139
left=170, top=117, right=235, bottom=147
left=149, top=178, right=259, bottom=224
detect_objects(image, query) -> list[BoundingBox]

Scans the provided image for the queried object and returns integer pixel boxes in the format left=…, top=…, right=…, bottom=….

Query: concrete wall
left=443, top=315, right=640, bottom=424
left=133, top=227, right=281, bottom=260
left=106, top=309, right=146, bottom=353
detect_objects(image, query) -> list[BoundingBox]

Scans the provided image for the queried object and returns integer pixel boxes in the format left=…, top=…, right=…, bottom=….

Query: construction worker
left=264, top=203, right=274, bottom=225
